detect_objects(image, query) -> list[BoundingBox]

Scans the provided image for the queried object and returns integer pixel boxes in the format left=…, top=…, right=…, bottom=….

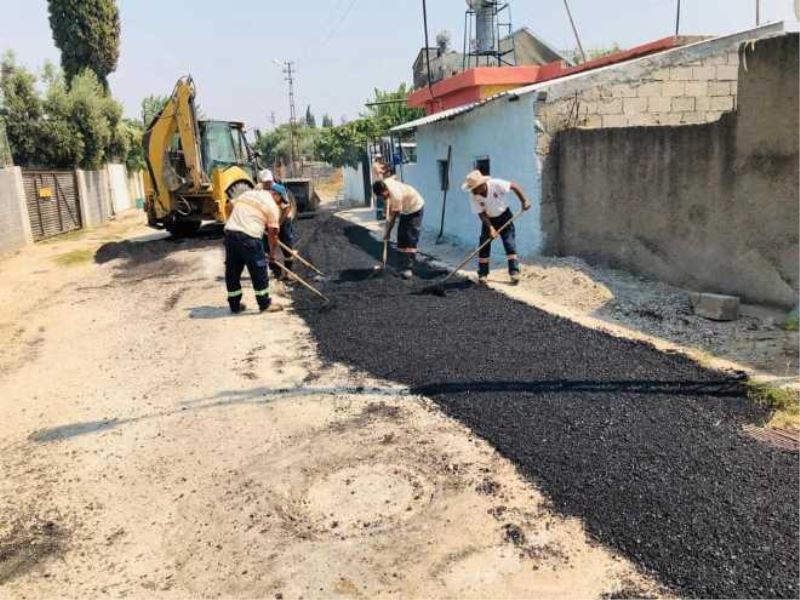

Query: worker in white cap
left=462, top=169, right=531, bottom=285
left=258, top=169, right=297, bottom=279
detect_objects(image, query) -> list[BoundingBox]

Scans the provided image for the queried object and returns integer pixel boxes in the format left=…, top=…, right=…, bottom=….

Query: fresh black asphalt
left=290, top=212, right=799, bottom=599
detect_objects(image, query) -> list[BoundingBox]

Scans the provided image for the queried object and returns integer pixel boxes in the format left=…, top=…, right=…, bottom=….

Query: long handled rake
left=419, top=209, right=526, bottom=297
left=274, top=261, right=330, bottom=303
left=277, top=240, right=326, bottom=278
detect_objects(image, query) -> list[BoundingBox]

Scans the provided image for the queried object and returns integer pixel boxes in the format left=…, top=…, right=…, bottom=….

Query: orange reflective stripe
left=478, top=258, right=490, bottom=264
left=398, top=248, right=417, bottom=253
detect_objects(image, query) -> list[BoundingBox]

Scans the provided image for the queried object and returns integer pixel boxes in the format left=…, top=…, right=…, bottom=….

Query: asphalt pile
left=292, top=212, right=800, bottom=599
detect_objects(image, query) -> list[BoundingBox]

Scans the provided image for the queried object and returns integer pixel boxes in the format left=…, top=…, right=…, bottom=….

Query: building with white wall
left=392, top=21, right=794, bottom=258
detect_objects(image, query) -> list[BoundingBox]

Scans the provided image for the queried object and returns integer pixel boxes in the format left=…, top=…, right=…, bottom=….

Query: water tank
left=466, top=0, right=497, bottom=54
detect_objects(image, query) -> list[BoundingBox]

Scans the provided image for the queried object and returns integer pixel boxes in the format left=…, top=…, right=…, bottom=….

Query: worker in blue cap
left=258, top=169, right=297, bottom=280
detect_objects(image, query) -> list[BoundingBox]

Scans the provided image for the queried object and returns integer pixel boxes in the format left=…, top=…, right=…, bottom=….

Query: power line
left=317, top=0, right=359, bottom=50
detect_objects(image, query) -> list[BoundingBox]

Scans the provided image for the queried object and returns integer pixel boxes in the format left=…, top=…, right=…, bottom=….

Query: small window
left=474, top=156, right=491, bottom=175
left=437, top=158, right=450, bottom=191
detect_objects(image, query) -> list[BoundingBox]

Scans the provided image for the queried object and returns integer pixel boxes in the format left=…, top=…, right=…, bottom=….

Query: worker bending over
left=462, top=170, right=531, bottom=285
left=372, top=177, right=425, bottom=279
left=258, top=169, right=297, bottom=280
left=223, top=187, right=284, bottom=314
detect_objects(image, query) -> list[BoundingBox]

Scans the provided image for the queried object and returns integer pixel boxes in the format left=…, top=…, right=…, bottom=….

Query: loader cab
left=199, top=120, right=258, bottom=180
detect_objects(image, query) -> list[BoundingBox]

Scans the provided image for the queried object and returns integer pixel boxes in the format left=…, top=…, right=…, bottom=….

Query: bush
left=0, top=54, right=130, bottom=169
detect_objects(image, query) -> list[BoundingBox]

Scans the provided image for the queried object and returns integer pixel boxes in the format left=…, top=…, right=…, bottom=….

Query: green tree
left=314, top=83, right=422, bottom=168
left=305, top=105, right=316, bottom=128
left=141, top=94, right=169, bottom=126
left=0, top=54, right=128, bottom=169
left=47, top=0, right=120, bottom=87
left=0, top=52, right=44, bottom=166
left=322, top=114, right=333, bottom=128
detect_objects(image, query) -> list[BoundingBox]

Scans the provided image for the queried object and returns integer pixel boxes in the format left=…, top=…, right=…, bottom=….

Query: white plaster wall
left=401, top=94, right=542, bottom=256
left=108, top=163, right=132, bottom=213
left=343, top=163, right=367, bottom=207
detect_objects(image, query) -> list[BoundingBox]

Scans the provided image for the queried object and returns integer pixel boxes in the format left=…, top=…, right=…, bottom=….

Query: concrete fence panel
left=0, top=166, right=33, bottom=254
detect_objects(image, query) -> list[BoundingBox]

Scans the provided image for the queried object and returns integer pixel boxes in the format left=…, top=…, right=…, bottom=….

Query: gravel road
left=292, top=211, right=800, bottom=599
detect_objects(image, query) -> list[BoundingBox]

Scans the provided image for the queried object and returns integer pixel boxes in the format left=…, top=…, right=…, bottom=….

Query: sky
left=1, top=0, right=796, bottom=130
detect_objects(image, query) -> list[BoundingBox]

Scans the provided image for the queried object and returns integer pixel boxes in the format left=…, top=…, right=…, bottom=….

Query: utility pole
left=269, top=111, right=276, bottom=128
left=675, top=0, right=681, bottom=36
left=563, top=0, right=586, bottom=63
left=756, top=0, right=761, bottom=25
left=281, top=61, right=299, bottom=177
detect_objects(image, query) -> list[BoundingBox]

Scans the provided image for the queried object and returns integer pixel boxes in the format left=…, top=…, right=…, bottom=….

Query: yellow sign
left=38, top=187, right=53, bottom=199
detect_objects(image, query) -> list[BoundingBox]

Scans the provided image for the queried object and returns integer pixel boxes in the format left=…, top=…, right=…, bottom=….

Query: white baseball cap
left=258, top=169, right=274, bottom=183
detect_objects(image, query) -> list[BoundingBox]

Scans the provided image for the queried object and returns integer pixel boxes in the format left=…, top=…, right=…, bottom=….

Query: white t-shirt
left=470, top=178, right=512, bottom=218
left=224, top=190, right=280, bottom=239
left=384, top=177, right=425, bottom=215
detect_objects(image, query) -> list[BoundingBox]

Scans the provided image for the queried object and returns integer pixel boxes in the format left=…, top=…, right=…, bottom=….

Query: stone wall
left=546, top=33, right=799, bottom=308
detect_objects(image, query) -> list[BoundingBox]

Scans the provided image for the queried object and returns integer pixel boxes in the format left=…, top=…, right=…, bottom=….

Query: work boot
left=230, top=302, right=247, bottom=314
left=401, top=269, right=413, bottom=280
left=510, top=271, right=521, bottom=285
left=258, top=298, right=284, bottom=314
left=477, top=275, right=489, bottom=287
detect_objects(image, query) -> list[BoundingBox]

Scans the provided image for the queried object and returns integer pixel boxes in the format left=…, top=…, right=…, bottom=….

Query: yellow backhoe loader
left=142, top=76, right=258, bottom=236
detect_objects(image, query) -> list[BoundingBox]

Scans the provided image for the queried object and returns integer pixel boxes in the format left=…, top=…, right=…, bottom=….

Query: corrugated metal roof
left=392, top=21, right=792, bottom=133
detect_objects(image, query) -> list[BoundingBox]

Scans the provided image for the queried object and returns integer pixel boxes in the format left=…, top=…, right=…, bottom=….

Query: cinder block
left=648, top=96, right=672, bottom=113
left=637, top=82, right=663, bottom=97
left=671, top=96, right=695, bottom=112
left=695, top=96, right=712, bottom=111
left=692, top=66, right=716, bottom=80
left=601, top=114, right=627, bottom=128
left=670, top=67, right=693, bottom=81
left=611, top=84, right=638, bottom=98
left=708, top=81, right=731, bottom=96
left=710, top=96, right=734, bottom=111
left=582, top=114, right=603, bottom=128
left=651, top=68, right=670, bottom=82
left=716, top=65, right=738, bottom=81
left=598, top=98, right=623, bottom=115
left=623, top=97, right=648, bottom=115
left=627, top=113, right=657, bottom=127
left=684, top=81, right=708, bottom=97
left=690, top=292, right=740, bottom=321
left=681, top=112, right=709, bottom=124
left=662, top=81, right=685, bottom=97
left=704, top=53, right=729, bottom=66
left=581, top=114, right=603, bottom=129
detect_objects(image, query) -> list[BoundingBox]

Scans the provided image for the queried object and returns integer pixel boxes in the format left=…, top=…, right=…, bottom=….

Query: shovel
left=419, top=209, right=526, bottom=297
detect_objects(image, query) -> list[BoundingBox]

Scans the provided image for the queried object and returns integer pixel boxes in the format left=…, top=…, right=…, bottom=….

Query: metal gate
left=22, top=170, right=82, bottom=241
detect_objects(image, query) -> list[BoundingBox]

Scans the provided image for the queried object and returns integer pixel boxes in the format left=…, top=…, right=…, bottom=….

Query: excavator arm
left=142, top=76, right=207, bottom=218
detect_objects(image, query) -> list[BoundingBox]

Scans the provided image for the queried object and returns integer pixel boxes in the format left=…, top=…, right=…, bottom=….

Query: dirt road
left=0, top=213, right=659, bottom=599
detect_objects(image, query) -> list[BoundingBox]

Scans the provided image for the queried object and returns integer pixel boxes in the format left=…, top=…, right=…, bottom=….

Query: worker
left=461, top=169, right=531, bottom=285
left=223, top=187, right=284, bottom=314
left=257, top=169, right=296, bottom=280
left=372, top=176, right=425, bottom=279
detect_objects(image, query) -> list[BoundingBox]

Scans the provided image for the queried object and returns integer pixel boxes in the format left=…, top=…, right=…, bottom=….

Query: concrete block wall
left=536, top=48, right=740, bottom=156
left=546, top=33, right=799, bottom=308
left=0, top=167, right=33, bottom=254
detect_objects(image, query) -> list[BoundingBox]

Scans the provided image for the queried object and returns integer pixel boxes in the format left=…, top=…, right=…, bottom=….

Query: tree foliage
left=141, top=94, right=169, bottom=127
left=305, top=105, right=316, bottom=128
left=47, top=0, right=121, bottom=87
left=321, top=114, right=334, bottom=128
left=314, top=83, right=423, bottom=168
left=0, top=54, right=130, bottom=169
left=254, top=123, right=319, bottom=167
